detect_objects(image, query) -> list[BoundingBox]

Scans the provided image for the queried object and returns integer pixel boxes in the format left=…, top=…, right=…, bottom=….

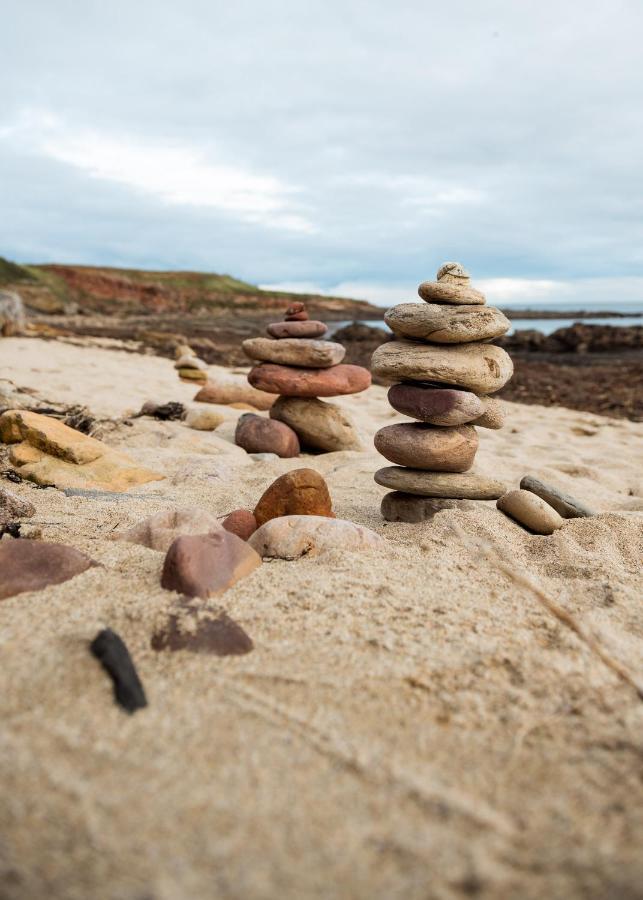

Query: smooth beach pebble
left=234, top=413, right=300, bottom=458
left=110, top=507, right=224, bottom=553
left=222, top=509, right=258, bottom=541
left=387, top=383, right=484, bottom=426
left=385, top=303, right=510, bottom=343
left=194, top=374, right=276, bottom=410
left=161, top=531, right=261, bottom=599
left=267, top=320, right=328, bottom=339
left=436, top=261, right=470, bottom=284
left=177, top=367, right=208, bottom=382
left=374, top=423, right=478, bottom=472
left=242, top=337, right=345, bottom=369
left=248, top=363, right=371, bottom=397
left=371, top=340, right=513, bottom=393
left=0, top=539, right=97, bottom=601
left=417, top=281, right=486, bottom=306
left=270, top=396, right=362, bottom=451
left=497, top=489, right=564, bottom=534
left=380, top=492, right=470, bottom=523
left=375, top=467, right=506, bottom=499
left=520, top=475, right=594, bottom=518
left=183, top=407, right=224, bottom=431
left=248, top=515, right=384, bottom=559
left=253, top=468, right=333, bottom=526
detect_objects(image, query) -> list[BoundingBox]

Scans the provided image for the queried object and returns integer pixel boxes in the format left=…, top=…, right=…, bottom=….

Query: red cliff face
left=20, top=264, right=380, bottom=320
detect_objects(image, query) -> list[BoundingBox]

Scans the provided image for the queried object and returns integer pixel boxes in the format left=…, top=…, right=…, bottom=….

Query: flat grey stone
left=520, top=475, right=594, bottom=518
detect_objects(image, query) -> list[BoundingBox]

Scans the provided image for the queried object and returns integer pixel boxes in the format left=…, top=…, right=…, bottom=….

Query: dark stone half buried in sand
left=161, top=531, right=262, bottom=599
left=387, top=383, right=484, bottom=426
left=374, top=423, right=478, bottom=472
left=385, top=302, right=509, bottom=343
left=253, top=468, right=333, bottom=526
left=381, top=492, right=472, bottom=523
left=248, top=363, right=371, bottom=397
left=0, top=539, right=98, bottom=601
left=375, top=467, right=506, bottom=499
left=234, top=413, right=300, bottom=458
left=417, top=281, right=486, bottom=306
left=520, top=475, right=594, bottom=519
left=151, top=609, right=253, bottom=656
left=242, top=337, right=345, bottom=369
left=371, top=340, right=513, bottom=394
left=497, top=489, right=564, bottom=535
left=267, top=320, right=328, bottom=339
left=270, top=395, right=362, bottom=452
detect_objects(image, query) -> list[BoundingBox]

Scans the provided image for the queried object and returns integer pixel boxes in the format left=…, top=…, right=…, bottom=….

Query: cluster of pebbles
left=240, top=302, right=371, bottom=453
left=174, top=344, right=208, bottom=384
left=372, top=263, right=514, bottom=522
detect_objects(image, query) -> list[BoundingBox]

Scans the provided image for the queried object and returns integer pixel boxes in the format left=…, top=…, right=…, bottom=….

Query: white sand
left=1, top=336, right=642, bottom=899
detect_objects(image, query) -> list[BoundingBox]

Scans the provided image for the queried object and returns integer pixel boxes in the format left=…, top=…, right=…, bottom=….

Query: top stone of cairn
left=418, top=261, right=485, bottom=306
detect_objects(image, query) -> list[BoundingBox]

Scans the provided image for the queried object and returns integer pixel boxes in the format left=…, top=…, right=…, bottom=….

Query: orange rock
left=253, top=468, right=333, bottom=527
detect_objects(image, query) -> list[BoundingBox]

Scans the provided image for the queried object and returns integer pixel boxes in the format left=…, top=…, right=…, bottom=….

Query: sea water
left=330, top=315, right=643, bottom=336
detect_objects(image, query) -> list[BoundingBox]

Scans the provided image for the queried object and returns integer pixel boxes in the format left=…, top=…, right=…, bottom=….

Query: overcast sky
left=2, top=0, right=642, bottom=307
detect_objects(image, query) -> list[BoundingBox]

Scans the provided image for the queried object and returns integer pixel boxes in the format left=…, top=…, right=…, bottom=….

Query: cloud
left=2, top=110, right=314, bottom=233
left=1, top=0, right=642, bottom=307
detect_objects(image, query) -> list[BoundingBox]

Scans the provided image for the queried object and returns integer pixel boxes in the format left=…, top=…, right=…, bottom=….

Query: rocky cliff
left=0, top=258, right=381, bottom=320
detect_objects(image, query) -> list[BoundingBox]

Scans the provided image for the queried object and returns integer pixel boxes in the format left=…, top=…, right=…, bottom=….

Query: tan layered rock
left=0, top=410, right=163, bottom=491
left=375, top=467, right=506, bottom=499
left=371, top=340, right=513, bottom=393
left=242, top=337, right=345, bottom=369
left=385, top=303, right=510, bottom=343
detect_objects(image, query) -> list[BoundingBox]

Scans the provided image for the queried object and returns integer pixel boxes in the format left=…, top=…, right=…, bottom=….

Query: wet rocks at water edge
left=372, top=262, right=513, bottom=522
left=241, top=302, right=369, bottom=454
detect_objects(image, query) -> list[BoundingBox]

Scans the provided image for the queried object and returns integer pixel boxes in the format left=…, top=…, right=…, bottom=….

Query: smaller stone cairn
left=372, top=263, right=513, bottom=522
left=174, top=344, right=208, bottom=384
left=242, top=302, right=371, bottom=453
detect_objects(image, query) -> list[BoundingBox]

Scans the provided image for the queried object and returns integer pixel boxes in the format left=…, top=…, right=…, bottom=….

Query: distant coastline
left=501, top=308, right=643, bottom=320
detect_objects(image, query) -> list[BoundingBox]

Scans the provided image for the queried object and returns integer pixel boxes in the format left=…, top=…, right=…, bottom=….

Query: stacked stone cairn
left=371, top=263, right=514, bottom=522
left=174, top=344, right=208, bottom=384
left=241, top=302, right=371, bottom=453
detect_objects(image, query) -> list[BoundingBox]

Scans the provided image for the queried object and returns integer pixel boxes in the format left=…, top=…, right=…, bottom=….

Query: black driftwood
left=90, top=629, right=148, bottom=714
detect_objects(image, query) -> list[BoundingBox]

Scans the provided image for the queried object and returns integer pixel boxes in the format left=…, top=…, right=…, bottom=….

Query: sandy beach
left=1, top=336, right=642, bottom=899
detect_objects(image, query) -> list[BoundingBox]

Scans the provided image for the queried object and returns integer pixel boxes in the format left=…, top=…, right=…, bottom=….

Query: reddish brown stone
left=161, top=532, right=261, bottom=599
left=285, top=302, right=308, bottom=321
left=374, top=423, right=478, bottom=472
left=267, top=320, right=328, bottom=339
left=151, top=609, right=253, bottom=656
left=235, top=413, right=300, bottom=457
left=388, top=384, right=484, bottom=425
left=222, top=509, right=258, bottom=541
left=253, top=468, right=333, bottom=527
left=0, top=539, right=97, bottom=601
left=248, top=363, right=371, bottom=398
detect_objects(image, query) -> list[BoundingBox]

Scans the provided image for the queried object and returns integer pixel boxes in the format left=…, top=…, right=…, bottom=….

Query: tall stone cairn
left=371, top=263, right=513, bottom=522
left=243, top=302, right=371, bottom=452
